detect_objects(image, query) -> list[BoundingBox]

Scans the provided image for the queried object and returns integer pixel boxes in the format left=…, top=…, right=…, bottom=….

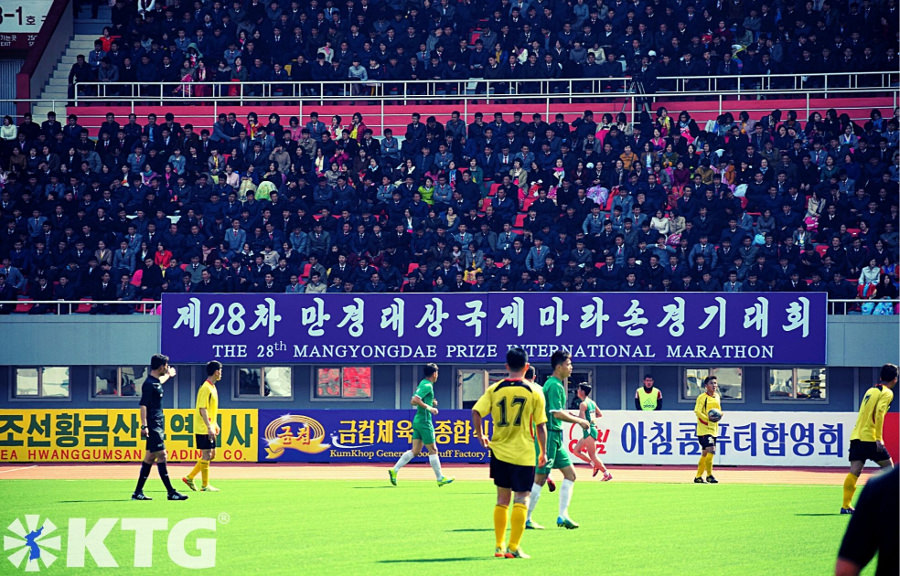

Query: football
left=708, top=409, right=723, bottom=423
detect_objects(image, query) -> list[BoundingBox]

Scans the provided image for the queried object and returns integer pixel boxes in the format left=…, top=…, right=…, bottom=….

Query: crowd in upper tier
left=67, top=0, right=898, bottom=99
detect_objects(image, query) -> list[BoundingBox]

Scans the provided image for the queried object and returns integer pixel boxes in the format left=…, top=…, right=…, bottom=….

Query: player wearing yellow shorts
left=694, top=376, right=722, bottom=484
left=526, top=350, right=590, bottom=530
left=472, top=347, right=548, bottom=559
left=183, top=361, right=222, bottom=492
left=389, top=363, right=454, bottom=487
left=841, top=363, right=897, bottom=514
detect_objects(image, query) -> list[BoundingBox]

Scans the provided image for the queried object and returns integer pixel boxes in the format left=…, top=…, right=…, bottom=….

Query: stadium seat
left=131, top=270, right=143, bottom=286
left=76, top=298, right=93, bottom=313
left=815, top=244, right=828, bottom=258
left=514, top=213, right=526, bottom=227
left=407, top=263, right=419, bottom=275
left=481, top=197, right=492, bottom=211
left=300, top=263, right=312, bottom=280
left=15, top=297, right=33, bottom=313
left=846, top=228, right=860, bottom=238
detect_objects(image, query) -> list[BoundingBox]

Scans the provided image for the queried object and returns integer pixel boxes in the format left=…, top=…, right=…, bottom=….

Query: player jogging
left=841, top=362, right=897, bottom=514
left=389, top=363, right=454, bottom=487
left=472, top=347, right=547, bottom=559
left=183, top=361, right=222, bottom=493
left=573, top=384, right=612, bottom=481
left=131, top=354, right=188, bottom=501
left=526, top=350, right=590, bottom=530
left=694, top=375, right=722, bottom=484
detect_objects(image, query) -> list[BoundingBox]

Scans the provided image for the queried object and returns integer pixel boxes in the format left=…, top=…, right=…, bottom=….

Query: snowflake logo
left=3, top=515, right=61, bottom=572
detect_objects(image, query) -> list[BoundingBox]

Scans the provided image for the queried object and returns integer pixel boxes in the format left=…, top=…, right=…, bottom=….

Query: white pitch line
left=0, top=465, right=37, bottom=474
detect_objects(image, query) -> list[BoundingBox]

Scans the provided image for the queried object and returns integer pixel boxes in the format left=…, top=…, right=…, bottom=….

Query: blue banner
left=257, top=409, right=490, bottom=463
left=161, top=293, right=827, bottom=365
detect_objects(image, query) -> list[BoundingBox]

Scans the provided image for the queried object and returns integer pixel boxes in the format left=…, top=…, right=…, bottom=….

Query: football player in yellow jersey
left=183, top=361, right=222, bottom=493
left=841, top=363, right=897, bottom=514
left=472, top=347, right=547, bottom=559
left=693, top=376, right=722, bottom=484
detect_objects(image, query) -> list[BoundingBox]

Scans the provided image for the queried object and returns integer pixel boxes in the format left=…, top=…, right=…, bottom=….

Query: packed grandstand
left=0, top=0, right=898, bottom=311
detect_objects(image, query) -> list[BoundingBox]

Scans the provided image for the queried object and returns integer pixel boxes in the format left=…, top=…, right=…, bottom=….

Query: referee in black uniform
left=132, top=354, right=188, bottom=501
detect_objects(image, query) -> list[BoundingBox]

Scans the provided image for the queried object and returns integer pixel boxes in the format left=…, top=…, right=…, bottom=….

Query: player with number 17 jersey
left=474, top=378, right=547, bottom=467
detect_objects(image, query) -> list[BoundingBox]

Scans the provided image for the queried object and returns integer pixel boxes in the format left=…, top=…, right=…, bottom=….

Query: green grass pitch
left=0, top=477, right=874, bottom=575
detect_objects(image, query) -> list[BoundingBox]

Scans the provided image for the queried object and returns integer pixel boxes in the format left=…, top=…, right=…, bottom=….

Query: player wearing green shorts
left=573, top=384, right=612, bottom=481
left=526, top=351, right=589, bottom=530
left=389, top=363, right=454, bottom=487
left=526, top=367, right=556, bottom=494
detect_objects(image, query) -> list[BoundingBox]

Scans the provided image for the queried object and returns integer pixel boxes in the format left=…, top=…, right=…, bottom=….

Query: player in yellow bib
left=183, top=361, right=221, bottom=492
left=841, top=363, right=897, bottom=514
left=472, top=347, right=547, bottom=559
left=694, top=375, right=722, bottom=484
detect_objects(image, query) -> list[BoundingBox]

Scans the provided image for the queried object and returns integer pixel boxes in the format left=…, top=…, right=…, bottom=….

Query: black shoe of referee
left=168, top=491, right=189, bottom=500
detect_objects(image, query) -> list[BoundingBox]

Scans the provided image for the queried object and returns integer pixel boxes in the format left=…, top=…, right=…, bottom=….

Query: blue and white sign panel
left=161, top=293, right=827, bottom=365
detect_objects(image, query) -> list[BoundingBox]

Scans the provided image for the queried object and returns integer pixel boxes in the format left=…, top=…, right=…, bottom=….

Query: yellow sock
left=493, top=505, right=508, bottom=549
left=200, top=460, right=210, bottom=487
left=706, top=453, right=714, bottom=476
left=696, top=453, right=707, bottom=478
left=842, top=473, right=859, bottom=508
left=187, top=459, right=203, bottom=480
left=508, top=502, right=527, bottom=552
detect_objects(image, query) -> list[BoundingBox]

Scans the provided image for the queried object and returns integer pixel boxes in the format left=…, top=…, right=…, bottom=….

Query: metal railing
left=2, top=298, right=896, bottom=316
left=56, top=70, right=899, bottom=138
left=0, top=300, right=162, bottom=315
left=73, top=71, right=898, bottom=106
left=827, top=298, right=900, bottom=315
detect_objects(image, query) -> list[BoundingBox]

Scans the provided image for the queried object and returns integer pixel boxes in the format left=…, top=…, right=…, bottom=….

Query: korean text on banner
left=0, top=409, right=257, bottom=462
left=162, top=293, right=827, bottom=365
left=257, top=409, right=491, bottom=463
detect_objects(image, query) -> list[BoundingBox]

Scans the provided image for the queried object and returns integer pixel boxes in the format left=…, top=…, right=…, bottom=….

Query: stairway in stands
left=32, top=4, right=110, bottom=122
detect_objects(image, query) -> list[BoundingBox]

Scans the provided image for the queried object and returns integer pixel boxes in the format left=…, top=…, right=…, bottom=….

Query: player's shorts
left=490, top=452, right=535, bottom=493
left=536, top=430, right=571, bottom=475
left=582, top=425, right=598, bottom=440
left=698, top=435, right=716, bottom=450
left=848, top=439, right=891, bottom=463
left=195, top=434, right=215, bottom=450
left=412, top=421, right=435, bottom=445
left=145, top=428, right=166, bottom=452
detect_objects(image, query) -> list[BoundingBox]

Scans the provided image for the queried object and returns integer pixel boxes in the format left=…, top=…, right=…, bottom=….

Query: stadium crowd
left=64, top=0, right=898, bottom=99
left=0, top=0, right=898, bottom=310
left=0, top=103, right=897, bottom=310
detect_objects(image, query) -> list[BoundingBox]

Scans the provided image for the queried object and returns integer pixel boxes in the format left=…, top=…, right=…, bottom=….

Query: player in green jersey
left=389, top=363, right=454, bottom=487
left=526, top=350, right=590, bottom=530
left=573, top=383, right=612, bottom=481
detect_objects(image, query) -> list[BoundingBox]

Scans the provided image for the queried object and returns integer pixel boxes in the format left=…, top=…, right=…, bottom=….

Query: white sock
left=428, top=453, right=443, bottom=479
left=559, top=479, right=574, bottom=518
left=526, top=482, right=542, bottom=520
left=393, top=450, right=414, bottom=472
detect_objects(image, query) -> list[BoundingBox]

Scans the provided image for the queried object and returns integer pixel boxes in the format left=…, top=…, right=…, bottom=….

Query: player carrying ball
left=694, top=376, right=722, bottom=484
